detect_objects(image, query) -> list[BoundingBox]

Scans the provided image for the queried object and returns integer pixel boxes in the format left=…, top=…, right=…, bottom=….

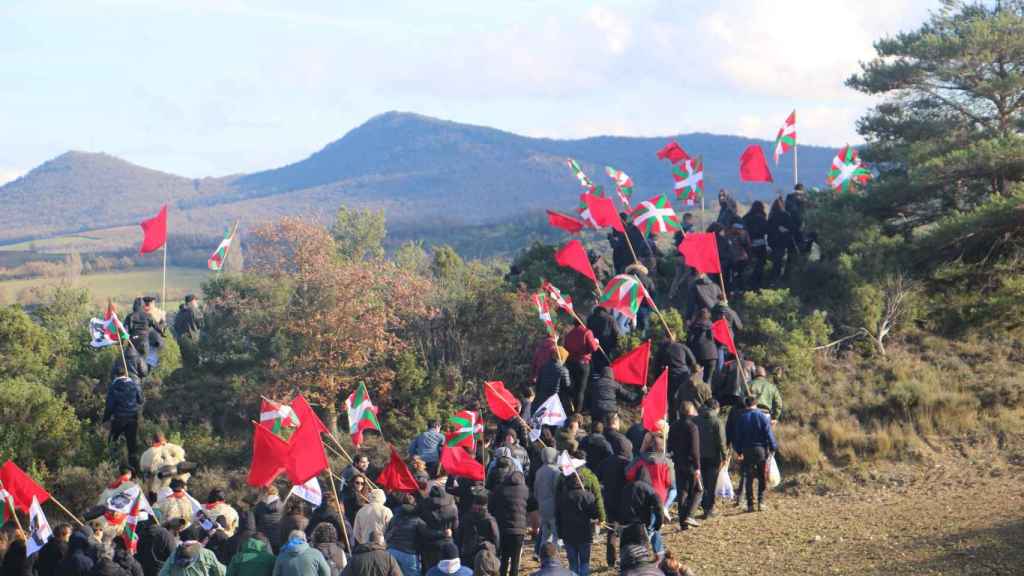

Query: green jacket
left=227, top=537, right=275, bottom=576
left=694, top=409, right=727, bottom=462
left=577, top=466, right=606, bottom=523
left=159, top=545, right=227, bottom=576
left=746, top=377, right=783, bottom=420
left=272, top=541, right=331, bottom=576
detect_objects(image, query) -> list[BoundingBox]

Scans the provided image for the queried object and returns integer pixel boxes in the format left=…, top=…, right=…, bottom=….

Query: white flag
left=289, top=477, right=323, bottom=507
left=26, top=496, right=52, bottom=557
left=106, top=484, right=156, bottom=521
left=556, top=450, right=586, bottom=477
left=529, top=394, right=567, bottom=442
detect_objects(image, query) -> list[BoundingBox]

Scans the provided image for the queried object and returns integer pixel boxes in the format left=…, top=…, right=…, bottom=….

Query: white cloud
left=587, top=5, right=633, bottom=55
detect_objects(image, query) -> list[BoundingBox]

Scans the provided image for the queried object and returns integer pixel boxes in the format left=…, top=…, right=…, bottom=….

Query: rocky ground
left=519, top=438, right=1024, bottom=575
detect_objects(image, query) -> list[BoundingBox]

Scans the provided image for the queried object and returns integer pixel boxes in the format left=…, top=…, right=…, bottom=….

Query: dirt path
left=522, top=446, right=1024, bottom=575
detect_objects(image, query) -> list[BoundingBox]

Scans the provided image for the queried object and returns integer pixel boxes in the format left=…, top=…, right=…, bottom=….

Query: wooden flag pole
left=630, top=274, right=674, bottom=342
left=47, top=494, right=85, bottom=527
left=327, top=466, right=352, bottom=553
left=793, top=139, right=799, bottom=187
left=220, top=220, right=240, bottom=274
left=0, top=480, right=24, bottom=532
left=620, top=226, right=641, bottom=267
left=161, top=242, right=168, bottom=309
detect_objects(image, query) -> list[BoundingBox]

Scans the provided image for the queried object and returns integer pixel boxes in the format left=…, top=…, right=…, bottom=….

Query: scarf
left=437, top=558, right=462, bottom=574
left=108, top=474, right=131, bottom=489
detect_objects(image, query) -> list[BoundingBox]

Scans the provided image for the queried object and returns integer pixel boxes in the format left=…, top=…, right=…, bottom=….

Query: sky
left=0, top=0, right=938, bottom=184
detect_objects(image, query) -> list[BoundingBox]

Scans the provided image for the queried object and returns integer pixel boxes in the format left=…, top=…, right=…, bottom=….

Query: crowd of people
left=0, top=188, right=801, bottom=576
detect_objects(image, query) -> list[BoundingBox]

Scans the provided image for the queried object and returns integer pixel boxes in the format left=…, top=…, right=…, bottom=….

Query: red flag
left=139, top=205, right=168, bottom=254
left=484, top=381, right=521, bottom=422
left=546, top=210, right=585, bottom=234
left=712, top=319, right=738, bottom=356
left=440, top=446, right=484, bottom=481
left=376, top=445, right=420, bottom=493
left=739, top=145, right=774, bottom=183
left=580, top=194, right=625, bottom=232
left=641, top=369, right=669, bottom=433
left=285, top=421, right=329, bottom=485
left=610, top=340, right=651, bottom=387
left=0, top=461, right=50, bottom=513
left=656, top=141, right=690, bottom=164
left=678, top=232, right=722, bottom=274
left=247, top=422, right=290, bottom=487
left=290, top=393, right=329, bottom=434
left=554, top=240, right=597, bottom=284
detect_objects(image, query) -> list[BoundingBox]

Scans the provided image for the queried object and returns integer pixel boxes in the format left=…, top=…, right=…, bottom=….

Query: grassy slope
left=0, top=266, right=209, bottom=305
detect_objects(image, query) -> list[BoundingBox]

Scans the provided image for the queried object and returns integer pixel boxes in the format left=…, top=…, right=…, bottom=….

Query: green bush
left=0, top=377, right=82, bottom=469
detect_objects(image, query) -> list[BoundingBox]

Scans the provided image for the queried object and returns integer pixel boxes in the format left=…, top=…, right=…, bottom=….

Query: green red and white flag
left=207, top=224, right=237, bottom=271
left=259, top=399, right=300, bottom=435
left=121, top=492, right=142, bottom=555
left=672, top=158, right=704, bottom=206
left=631, top=195, right=680, bottom=236
left=533, top=292, right=556, bottom=336
left=89, top=301, right=131, bottom=348
left=541, top=280, right=573, bottom=315
left=605, top=166, right=634, bottom=207
left=0, top=489, right=12, bottom=525
left=345, top=383, right=381, bottom=447
left=826, top=145, right=872, bottom=192
left=773, top=110, right=797, bottom=164
left=446, top=410, right=483, bottom=450
left=598, top=274, right=650, bottom=320
left=567, top=159, right=602, bottom=195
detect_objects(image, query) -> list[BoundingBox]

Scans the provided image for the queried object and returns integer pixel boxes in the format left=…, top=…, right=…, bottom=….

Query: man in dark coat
left=597, top=432, right=633, bottom=568
left=685, top=274, right=722, bottom=321
left=579, top=421, right=613, bottom=472
left=125, top=297, right=163, bottom=363
left=33, top=523, right=71, bottom=576
left=667, top=401, right=702, bottom=530
left=556, top=474, right=599, bottom=576
left=341, top=530, right=402, bottom=576
left=417, top=485, right=458, bottom=571
left=104, top=362, right=144, bottom=465
left=60, top=521, right=104, bottom=576
left=535, top=348, right=571, bottom=413
left=173, top=295, right=202, bottom=368
left=254, top=485, right=283, bottom=551
left=458, top=489, right=499, bottom=567
left=686, top=308, right=718, bottom=385
left=589, top=367, right=640, bottom=425
left=654, top=336, right=698, bottom=423
left=586, top=307, right=621, bottom=376
left=488, top=471, right=528, bottom=576
left=695, top=399, right=728, bottom=519
left=732, top=395, right=779, bottom=512
left=137, top=518, right=177, bottom=576
left=386, top=492, right=446, bottom=576
left=620, top=466, right=664, bottom=556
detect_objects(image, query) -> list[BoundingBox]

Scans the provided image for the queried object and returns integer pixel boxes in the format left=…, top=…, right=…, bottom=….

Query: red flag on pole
left=610, top=340, right=651, bottom=386
left=711, top=319, right=738, bottom=356
left=656, top=141, right=690, bottom=164
left=247, top=422, right=291, bottom=487
left=580, top=194, right=625, bottom=232
left=440, top=446, right=485, bottom=481
left=484, top=381, right=521, bottom=422
left=139, top=205, right=168, bottom=254
left=290, top=393, right=329, bottom=434
left=678, top=232, right=722, bottom=274
left=554, top=240, right=597, bottom=284
left=376, top=445, right=420, bottom=493
left=285, top=421, right=329, bottom=485
left=0, top=461, right=50, bottom=513
left=739, top=145, right=774, bottom=183
left=546, top=210, right=585, bottom=234
left=642, top=369, right=669, bottom=433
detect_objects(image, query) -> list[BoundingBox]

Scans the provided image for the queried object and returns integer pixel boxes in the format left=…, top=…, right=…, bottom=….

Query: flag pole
left=630, top=274, right=674, bottom=342
left=221, top=220, right=240, bottom=274
left=161, top=242, right=168, bottom=308
left=793, top=139, right=799, bottom=187
left=326, top=466, right=352, bottom=554
left=0, top=479, right=24, bottom=532
left=620, top=226, right=641, bottom=267
left=47, top=494, right=85, bottom=527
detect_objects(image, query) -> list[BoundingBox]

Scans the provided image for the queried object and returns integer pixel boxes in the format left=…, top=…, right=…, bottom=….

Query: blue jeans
left=664, top=487, right=678, bottom=510
left=535, top=517, right=558, bottom=555
left=564, top=542, right=592, bottom=576
left=388, top=548, right=421, bottom=576
left=649, top=514, right=664, bottom=555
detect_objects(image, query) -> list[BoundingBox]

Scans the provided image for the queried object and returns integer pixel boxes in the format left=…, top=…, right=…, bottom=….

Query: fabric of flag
left=739, top=145, right=774, bottom=183
left=827, top=146, right=872, bottom=192
left=376, top=445, right=420, bottom=493
left=104, top=484, right=155, bottom=522
left=120, top=492, right=142, bottom=555
left=532, top=292, right=556, bottom=337
left=631, top=195, right=680, bottom=236
left=247, top=422, right=290, bottom=487
left=546, top=210, right=586, bottom=234
left=541, top=280, right=574, bottom=315
left=673, top=158, right=704, bottom=206
left=288, top=477, right=323, bottom=507
left=556, top=450, right=587, bottom=477
left=598, top=274, right=649, bottom=320
left=26, top=496, right=52, bottom=557
left=711, top=319, right=738, bottom=356
left=484, top=381, right=521, bottom=422
left=345, top=383, right=382, bottom=447
left=580, top=194, right=624, bottom=232
left=139, top=205, right=168, bottom=255
left=773, top=110, right=797, bottom=165
left=610, top=340, right=651, bottom=386
left=259, top=399, right=299, bottom=435
left=290, top=393, right=328, bottom=435
left=567, top=159, right=602, bottom=195
left=656, top=141, right=690, bottom=164
left=678, top=232, right=722, bottom=274
left=554, top=240, right=597, bottom=284
left=530, top=394, right=567, bottom=433
left=605, top=166, right=635, bottom=207
left=642, top=369, right=669, bottom=433
left=0, top=489, right=12, bottom=525
left=0, top=461, right=49, bottom=514
left=285, top=418, right=329, bottom=485
left=440, top=446, right=485, bottom=481
left=446, top=410, right=483, bottom=450
left=89, top=301, right=131, bottom=349
left=207, top=225, right=236, bottom=271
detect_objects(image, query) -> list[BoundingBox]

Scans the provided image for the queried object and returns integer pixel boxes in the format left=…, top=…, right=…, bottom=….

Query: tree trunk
left=324, top=401, right=340, bottom=438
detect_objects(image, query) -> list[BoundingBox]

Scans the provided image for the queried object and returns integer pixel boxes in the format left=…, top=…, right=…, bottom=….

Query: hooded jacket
left=556, top=482, right=599, bottom=546
left=339, top=543, right=401, bottom=576
left=458, top=504, right=499, bottom=564
left=254, top=498, right=283, bottom=550
left=353, top=490, right=393, bottom=546
left=385, top=503, right=443, bottom=555
left=157, top=543, right=225, bottom=576
left=61, top=527, right=101, bottom=576
left=685, top=277, right=722, bottom=320
left=621, top=470, right=663, bottom=531
left=536, top=360, right=571, bottom=406
left=138, top=521, right=176, bottom=576
left=667, top=417, right=701, bottom=474
left=533, top=448, right=561, bottom=521
left=695, top=408, right=727, bottom=463
left=580, top=432, right=613, bottom=471
left=418, top=486, right=459, bottom=555
left=103, top=376, right=143, bottom=422
left=596, top=438, right=632, bottom=524
left=620, top=543, right=663, bottom=576
left=272, top=539, right=329, bottom=576
left=590, top=368, right=640, bottom=419
left=487, top=471, right=528, bottom=536
left=586, top=308, right=621, bottom=358
left=685, top=320, right=717, bottom=362
left=225, top=537, right=275, bottom=576
left=625, top=452, right=674, bottom=503
left=33, top=536, right=68, bottom=576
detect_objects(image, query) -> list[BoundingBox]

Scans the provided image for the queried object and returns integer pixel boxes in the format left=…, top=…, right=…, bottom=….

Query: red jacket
left=564, top=325, right=600, bottom=364
left=530, top=337, right=558, bottom=383
left=625, top=453, right=673, bottom=503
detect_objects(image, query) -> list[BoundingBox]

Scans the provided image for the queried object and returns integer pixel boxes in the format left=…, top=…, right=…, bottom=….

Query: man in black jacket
left=418, top=485, right=458, bottom=570
left=34, top=523, right=71, bottom=576
left=488, top=471, right=528, bottom=576
left=695, top=399, right=728, bottom=520
left=586, top=307, right=621, bottom=376
left=621, top=466, right=664, bottom=556
left=597, top=432, right=633, bottom=568
left=535, top=348, right=572, bottom=413
left=667, top=401, right=702, bottom=530
left=654, top=336, right=698, bottom=423
left=125, top=297, right=163, bottom=363
left=590, top=368, right=641, bottom=425
left=104, top=362, right=144, bottom=465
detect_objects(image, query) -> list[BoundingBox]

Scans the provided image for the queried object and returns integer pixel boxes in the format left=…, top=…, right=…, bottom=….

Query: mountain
left=0, top=112, right=838, bottom=247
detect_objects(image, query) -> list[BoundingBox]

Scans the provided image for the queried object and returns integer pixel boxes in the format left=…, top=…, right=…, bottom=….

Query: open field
left=0, top=225, right=139, bottom=253
left=0, top=266, right=209, bottom=305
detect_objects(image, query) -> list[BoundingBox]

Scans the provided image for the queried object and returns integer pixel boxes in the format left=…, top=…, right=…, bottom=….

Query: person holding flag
left=535, top=347, right=572, bottom=418
left=103, top=361, right=144, bottom=466
left=172, top=294, right=203, bottom=369
left=408, top=421, right=445, bottom=473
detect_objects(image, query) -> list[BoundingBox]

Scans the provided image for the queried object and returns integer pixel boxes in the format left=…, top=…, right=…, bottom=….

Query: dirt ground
left=520, top=440, right=1024, bottom=575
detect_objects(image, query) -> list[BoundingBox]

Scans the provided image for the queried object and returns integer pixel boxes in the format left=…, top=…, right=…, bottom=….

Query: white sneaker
left=663, top=506, right=673, bottom=522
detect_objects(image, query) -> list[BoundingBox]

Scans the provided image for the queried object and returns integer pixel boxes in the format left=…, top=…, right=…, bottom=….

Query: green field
left=0, top=226, right=139, bottom=253
left=0, top=266, right=210, bottom=305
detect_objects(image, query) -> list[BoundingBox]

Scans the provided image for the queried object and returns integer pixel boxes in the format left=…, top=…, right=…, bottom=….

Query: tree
left=848, top=0, right=1024, bottom=228
left=331, top=205, right=386, bottom=261
left=0, top=377, right=82, bottom=469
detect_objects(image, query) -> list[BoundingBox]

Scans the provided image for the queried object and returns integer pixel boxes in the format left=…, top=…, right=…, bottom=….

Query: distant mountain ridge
left=0, top=112, right=837, bottom=246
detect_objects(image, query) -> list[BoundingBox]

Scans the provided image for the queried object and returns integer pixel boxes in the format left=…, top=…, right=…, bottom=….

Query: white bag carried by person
left=715, top=466, right=735, bottom=499
left=767, top=455, right=782, bottom=488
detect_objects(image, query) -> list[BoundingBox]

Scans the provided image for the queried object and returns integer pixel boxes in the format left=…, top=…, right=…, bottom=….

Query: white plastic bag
left=767, top=455, right=782, bottom=488
left=715, top=466, right=734, bottom=499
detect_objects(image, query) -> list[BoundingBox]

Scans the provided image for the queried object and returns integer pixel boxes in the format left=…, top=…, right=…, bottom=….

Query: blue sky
left=0, top=0, right=936, bottom=183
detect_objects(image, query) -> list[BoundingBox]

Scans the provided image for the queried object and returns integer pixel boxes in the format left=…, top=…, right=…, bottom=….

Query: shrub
left=0, top=378, right=82, bottom=469
left=776, top=423, right=823, bottom=472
